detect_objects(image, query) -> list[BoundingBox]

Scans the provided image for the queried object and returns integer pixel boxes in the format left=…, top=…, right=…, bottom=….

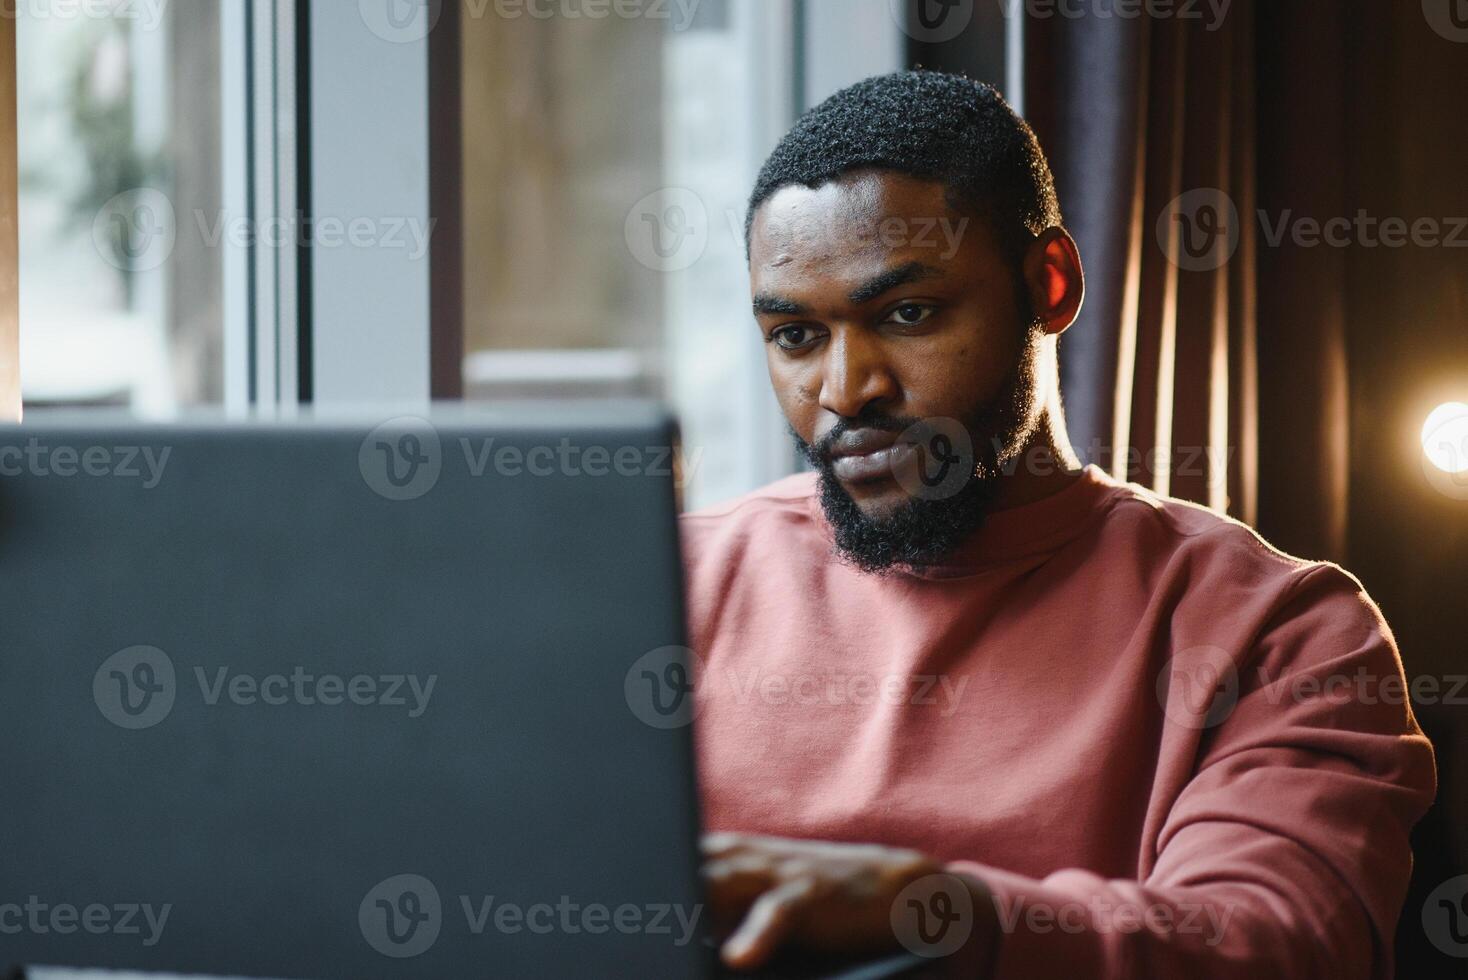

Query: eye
left=886, top=303, right=936, bottom=327
left=771, top=325, right=822, bottom=351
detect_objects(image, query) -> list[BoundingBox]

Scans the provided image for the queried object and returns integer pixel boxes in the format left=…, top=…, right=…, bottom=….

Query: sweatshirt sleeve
left=950, top=564, right=1437, bottom=979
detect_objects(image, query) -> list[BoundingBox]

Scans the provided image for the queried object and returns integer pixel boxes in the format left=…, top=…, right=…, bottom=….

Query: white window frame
left=222, top=0, right=434, bottom=414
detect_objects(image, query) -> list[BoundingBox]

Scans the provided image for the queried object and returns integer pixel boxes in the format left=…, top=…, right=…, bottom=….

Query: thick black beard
left=808, top=456, right=1000, bottom=575
left=794, top=327, right=1043, bottom=576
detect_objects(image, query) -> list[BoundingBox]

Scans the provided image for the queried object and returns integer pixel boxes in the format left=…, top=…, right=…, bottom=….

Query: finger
left=721, top=876, right=816, bottom=970
left=703, top=854, right=776, bottom=885
left=703, top=856, right=778, bottom=913
left=704, top=832, right=830, bottom=863
left=702, top=832, right=749, bottom=858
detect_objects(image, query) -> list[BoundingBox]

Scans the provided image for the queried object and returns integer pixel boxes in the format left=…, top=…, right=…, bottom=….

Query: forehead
left=748, top=171, right=994, bottom=298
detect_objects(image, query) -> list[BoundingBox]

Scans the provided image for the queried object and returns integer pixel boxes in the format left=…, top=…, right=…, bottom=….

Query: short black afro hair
left=746, top=70, right=1062, bottom=267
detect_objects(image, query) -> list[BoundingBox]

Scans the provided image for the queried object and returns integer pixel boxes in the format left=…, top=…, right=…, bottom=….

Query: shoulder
left=683, top=470, right=818, bottom=518
left=681, top=470, right=819, bottom=528
left=1090, top=474, right=1385, bottom=631
left=1100, top=476, right=1393, bottom=665
left=679, top=471, right=821, bottom=564
left=1101, top=475, right=1324, bottom=577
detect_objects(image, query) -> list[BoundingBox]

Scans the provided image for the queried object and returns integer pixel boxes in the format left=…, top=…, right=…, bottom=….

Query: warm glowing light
left=1421, top=402, right=1468, bottom=474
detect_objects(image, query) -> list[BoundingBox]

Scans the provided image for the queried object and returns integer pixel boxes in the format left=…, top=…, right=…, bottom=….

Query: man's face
left=749, top=170, right=1043, bottom=570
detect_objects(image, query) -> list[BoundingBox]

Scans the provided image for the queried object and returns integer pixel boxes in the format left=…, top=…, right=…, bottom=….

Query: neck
left=990, top=351, right=1083, bottom=512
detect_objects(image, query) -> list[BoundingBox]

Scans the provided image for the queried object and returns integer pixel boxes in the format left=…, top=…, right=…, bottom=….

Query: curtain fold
left=1025, top=0, right=1350, bottom=561
left=1253, top=0, right=1351, bottom=562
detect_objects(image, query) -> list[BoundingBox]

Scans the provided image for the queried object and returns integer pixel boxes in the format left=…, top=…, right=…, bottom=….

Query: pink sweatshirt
left=681, top=465, right=1436, bottom=978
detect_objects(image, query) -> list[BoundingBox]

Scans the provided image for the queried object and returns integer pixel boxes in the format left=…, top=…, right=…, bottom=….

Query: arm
left=705, top=566, right=1436, bottom=977
left=959, top=565, right=1434, bottom=978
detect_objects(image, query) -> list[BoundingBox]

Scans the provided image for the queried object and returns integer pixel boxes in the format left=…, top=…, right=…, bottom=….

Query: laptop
left=0, top=408, right=928, bottom=980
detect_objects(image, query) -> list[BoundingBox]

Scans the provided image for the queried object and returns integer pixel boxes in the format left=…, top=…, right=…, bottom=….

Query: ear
left=1022, top=227, right=1085, bottom=337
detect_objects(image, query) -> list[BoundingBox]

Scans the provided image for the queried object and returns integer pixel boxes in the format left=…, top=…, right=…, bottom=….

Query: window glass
left=17, top=0, right=222, bottom=412
left=460, top=0, right=793, bottom=508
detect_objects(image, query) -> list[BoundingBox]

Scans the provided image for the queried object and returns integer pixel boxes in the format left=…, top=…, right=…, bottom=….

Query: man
left=684, top=71, right=1436, bottom=978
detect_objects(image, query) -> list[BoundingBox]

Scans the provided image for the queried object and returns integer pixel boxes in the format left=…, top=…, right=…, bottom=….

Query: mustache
left=800, top=411, right=924, bottom=465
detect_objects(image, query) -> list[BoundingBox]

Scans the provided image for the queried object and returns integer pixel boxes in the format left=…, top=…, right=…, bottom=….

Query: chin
left=842, top=481, right=910, bottom=519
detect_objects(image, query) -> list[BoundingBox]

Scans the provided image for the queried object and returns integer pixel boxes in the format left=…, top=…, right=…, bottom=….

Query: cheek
left=765, top=355, right=822, bottom=437
left=900, top=330, right=1018, bottom=417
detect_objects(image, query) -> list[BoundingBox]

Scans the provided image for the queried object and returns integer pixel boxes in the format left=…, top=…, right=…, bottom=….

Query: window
left=10, top=0, right=930, bottom=508
left=458, top=0, right=797, bottom=507
left=17, top=0, right=222, bottom=411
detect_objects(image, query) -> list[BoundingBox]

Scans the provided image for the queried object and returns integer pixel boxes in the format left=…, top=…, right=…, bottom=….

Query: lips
left=826, top=430, right=915, bottom=485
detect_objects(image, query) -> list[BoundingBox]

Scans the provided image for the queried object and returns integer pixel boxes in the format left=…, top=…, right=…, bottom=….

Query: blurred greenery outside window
left=17, top=0, right=221, bottom=412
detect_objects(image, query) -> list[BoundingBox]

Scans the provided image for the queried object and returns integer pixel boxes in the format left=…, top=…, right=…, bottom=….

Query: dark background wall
left=1329, top=5, right=1468, bottom=975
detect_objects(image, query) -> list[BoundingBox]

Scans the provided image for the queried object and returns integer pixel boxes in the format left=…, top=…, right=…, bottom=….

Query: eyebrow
left=752, top=294, right=805, bottom=316
left=846, top=261, right=945, bottom=305
left=751, top=261, right=947, bottom=318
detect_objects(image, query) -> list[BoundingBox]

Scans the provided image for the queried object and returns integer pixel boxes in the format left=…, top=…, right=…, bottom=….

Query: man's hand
left=701, top=832, right=994, bottom=974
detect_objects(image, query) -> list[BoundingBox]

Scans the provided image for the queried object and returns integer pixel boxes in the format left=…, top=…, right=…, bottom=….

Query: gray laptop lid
left=0, top=408, right=710, bottom=979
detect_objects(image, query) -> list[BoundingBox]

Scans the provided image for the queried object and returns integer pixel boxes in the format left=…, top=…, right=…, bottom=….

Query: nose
left=817, top=329, right=900, bottom=420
